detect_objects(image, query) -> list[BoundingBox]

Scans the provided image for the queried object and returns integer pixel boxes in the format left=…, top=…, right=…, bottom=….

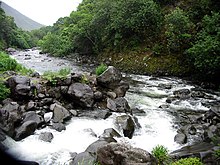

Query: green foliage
left=171, top=157, right=203, bottom=165
left=42, top=67, right=71, bottom=85
left=95, top=63, right=107, bottom=76
left=0, top=51, right=33, bottom=75
left=151, top=145, right=170, bottom=164
left=0, top=8, right=32, bottom=50
left=187, top=12, right=220, bottom=75
left=38, top=32, right=72, bottom=56
left=36, top=0, right=162, bottom=55
left=0, top=81, right=10, bottom=101
left=214, top=148, right=220, bottom=159
left=165, top=7, right=194, bottom=52
left=0, top=52, right=18, bottom=71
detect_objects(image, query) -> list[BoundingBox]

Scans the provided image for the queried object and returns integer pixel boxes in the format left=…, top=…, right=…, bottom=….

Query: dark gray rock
left=14, top=121, right=37, bottom=141
left=107, top=97, right=131, bottom=113
left=7, top=76, right=31, bottom=100
left=174, top=133, right=187, bottom=144
left=114, top=81, right=129, bottom=97
left=173, top=88, right=191, bottom=99
left=67, top=83, right=94, bottom=108
left=97, top=142, right=157, bottom=165
left=51, top=122, right=66, bottom=132
left=85, top=137, right=117, bottom=155
left=97, top=66, right=122, bottom=89
left=115, top=115, right=136, bottom=139
left=22, top=111, right=44, bottom=127
left=0, top=102, right=22, bottom=137
left=50, top=103, right=71, bottom=123
left=99, top=128, right=122, bottom=139
left=39, top=132, right=54, bottom=142
left=69, top=151, right=95, bottom=165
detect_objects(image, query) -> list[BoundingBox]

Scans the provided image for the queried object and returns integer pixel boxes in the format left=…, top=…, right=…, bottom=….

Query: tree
left=165, top=8, right=194, bottom=52
left=187, top=12, right=220, bottom=78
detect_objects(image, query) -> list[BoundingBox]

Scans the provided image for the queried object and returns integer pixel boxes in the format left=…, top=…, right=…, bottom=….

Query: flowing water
left=2, top=49, right=220, bottom=164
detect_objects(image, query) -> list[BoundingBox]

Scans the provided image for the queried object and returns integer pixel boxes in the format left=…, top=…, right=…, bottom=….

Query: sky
left=1, top=0, right=82, bottom=25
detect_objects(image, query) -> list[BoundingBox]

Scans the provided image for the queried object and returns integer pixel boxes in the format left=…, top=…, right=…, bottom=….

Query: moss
left=97, top=48, right=192, bottom=76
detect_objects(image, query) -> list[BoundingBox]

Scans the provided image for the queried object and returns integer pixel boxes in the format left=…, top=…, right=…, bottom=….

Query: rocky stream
left=0, top=48, right=220, bottom=165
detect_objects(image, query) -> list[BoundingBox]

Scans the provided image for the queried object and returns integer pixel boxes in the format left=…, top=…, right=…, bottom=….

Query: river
left=2, top=49, right=220, bottom=164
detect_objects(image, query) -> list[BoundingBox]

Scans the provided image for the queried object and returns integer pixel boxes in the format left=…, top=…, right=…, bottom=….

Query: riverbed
left=2, top=48, right=220, bottom=164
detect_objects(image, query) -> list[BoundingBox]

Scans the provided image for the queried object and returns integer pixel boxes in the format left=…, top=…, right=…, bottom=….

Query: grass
left=95, top=63, right=108, bottom=76
left=42, top=67, right=71, bottom=85
left=0, top=51, right=34, bottom=75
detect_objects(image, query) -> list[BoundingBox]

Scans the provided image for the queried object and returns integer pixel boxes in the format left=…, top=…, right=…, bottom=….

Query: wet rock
left=166, top=96, right=177, bottom=103
left=50, top=103, right=71, bottom=123
left=97, top=142, right=157, bottom=165
left=44, top=112, right=53, bottom=123
left=94, top=91, right=103, bottom=101
left=83, top=128, right=97, bottom=137
left=51, top=122, right=66, bottom=132
left=39, top=132, right=54, bottom=142
left=67, top=83, right=94, bottom=108
left=85, top=137, right=117, bottom=155
left=7, top=76, right=31, bottom=100
left=115, top=115, right=136, bottom=139
left=174, top=133, right=187, bottom=144
left=170, top=142, right=218, bottom=163
left=131, top=107, right=146, bottom=115
left=114, top=81, right=130, bottom=97
left=14, top=121, right=37, bottom=141
left=69, top=110, right=78, bottom=116
left=0, top=129, right=6, bottom=141
left=107, top=91, right=117, bottom=99
left=97, top=66, right=122, bottom=89
left=22, top=111, right=44, bottom=127
left=158, top=83, right=172, bottom=89
left=25, top=101, right=37, bottom=111
left=99, top=128, right=122, bottom=139
left=69, top=152, right=95, bottom=165
left=0, top=102, right=22, bottom=137
left=107, top=97, right=131, bottom=113
left=173, top=88, right=191, bottom=99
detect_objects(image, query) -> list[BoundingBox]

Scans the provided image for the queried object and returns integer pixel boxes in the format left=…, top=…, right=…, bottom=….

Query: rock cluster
left=164, top=87, right=220, bottom=164
left=0, top=66, right=150, bottom=164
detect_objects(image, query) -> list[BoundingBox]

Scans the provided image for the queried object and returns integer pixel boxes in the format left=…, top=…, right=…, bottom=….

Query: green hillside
left=0, top=1, right=44, bottom=31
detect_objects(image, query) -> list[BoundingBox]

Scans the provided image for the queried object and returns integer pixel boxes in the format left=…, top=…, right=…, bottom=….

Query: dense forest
left=0, top=0, right=220, bottom=88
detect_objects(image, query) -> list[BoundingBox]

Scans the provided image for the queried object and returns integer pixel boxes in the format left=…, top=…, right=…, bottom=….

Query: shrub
left=42, top=67, right=71, bottom=85
left=171, top=157, right=203, bottom=165
left=0, top=51, right=33, bottom=75
left=151, top=145, right=170, bottom=164
left=95, top=63, right=107, bottom=76
left=0, top=82, right=10, bottom=101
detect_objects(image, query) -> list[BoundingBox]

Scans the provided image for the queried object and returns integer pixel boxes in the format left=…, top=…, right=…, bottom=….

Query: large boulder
left=0, top=102, right=22, bottom=137
left=22, top=111, right=44, bottom=127
left=7, top=76, right=31, bottom=100
left=97, top=66, right=122, bottom=89
left=107, top=97, right=131, bottom=113
left=115, top=115, right=136, bottom=139
left=67, top=83, right=94, bottom=108
left=50, top=103, right=71, bottom=123
left=14, top=121, right=37, bottom=141
left=97, top=142, right=157, bottom=165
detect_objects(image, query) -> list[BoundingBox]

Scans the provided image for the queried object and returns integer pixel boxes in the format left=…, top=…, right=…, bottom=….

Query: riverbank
left=73, top=49, right=220, bottom=90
